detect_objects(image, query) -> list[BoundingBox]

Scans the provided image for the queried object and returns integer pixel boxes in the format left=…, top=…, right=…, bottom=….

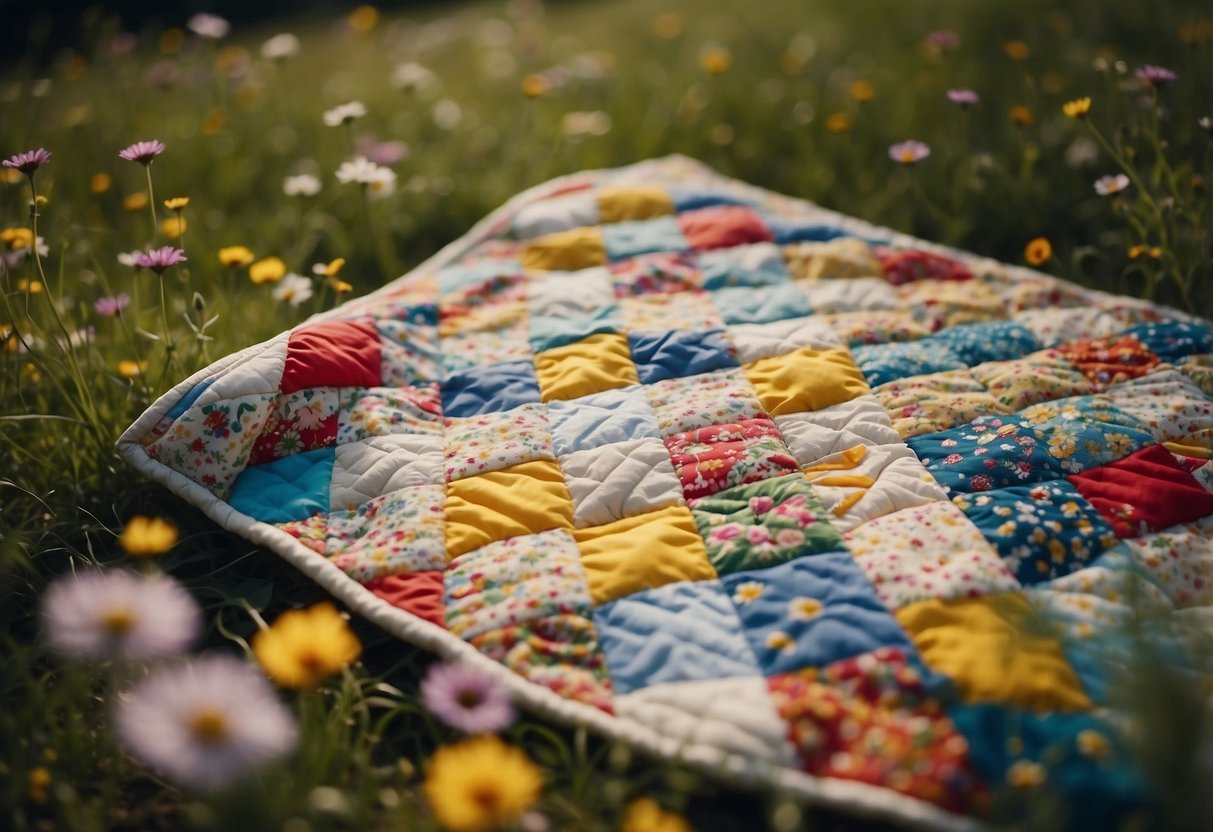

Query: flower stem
left=158, top=271, right=175, bottom=369
left=145, top=164, right=159, bottom=240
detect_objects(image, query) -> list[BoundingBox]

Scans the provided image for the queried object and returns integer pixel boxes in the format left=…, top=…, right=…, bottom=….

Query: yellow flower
left=1, top=168, right=23, bottom=185
left=319, top=257, right=346, bottom=278
left=164, top=196, right=190, bottom=210
left=218, top=245, right=255, bottom=267
left=731, top=581, right=764, bottom=604
left=1003, top=40, right=1030, bottom=61
left=1006, top=760, right=1046, bottom=788
left=652, top=13, right=682, bottom=40
left=1128, top=244, right=1149, bottom=259
left=765, top=631, right=794, bottom=651
left=123, top=191, right=149, bottom=212
left=348, top=5, right=380, bottom=34
left=1062, top=97, right=1092, bottom=119
left=117, top=359, right=147, bottom=379
left=700, top=47, right=732, bottom=76
left=16, top=279, right=44, bottom=294
left=90, top=173, right=112, bottom=194
left=27, top=767, right=51, bottom=804
left=21, top=362, right=40, bottom=385
left=249, top=256, right=287, bottom=285
left=328, top=278, right=353, bottom=294
left=789, top=597, right=822, bottom=620
left=119, top=516, right=179, bottom=557
left=622, top=798, right=694, bottom=832
left=825, top=112, right=853, bottom=133
left=520, top=74, right=550, bottom=99
left=1010, top=105, right=1034, bottom=127
left=2, top=227, right=34, bottom=250
left=202, top=108, right=228, bottom=136
left=1025, top=237, right=1052, bottom=266
left=160, top=216, right=187, bottom=239
left=253, top=602, right=361, bottom=689
left=848, top=80, right=875, bottom=103
left=424, top=736, right=543, bottom=832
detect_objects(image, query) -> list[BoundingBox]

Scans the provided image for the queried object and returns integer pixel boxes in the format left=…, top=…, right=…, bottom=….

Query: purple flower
left=1136, top=64, right=1177, bottom=87
left=356, top=135, right=410, bottom=167
left=421, top=662, right=515, bottom=734
left=924, top=30, right=960, bottom=50
left=889, top=140, right=931, bottom=165
left=118, top=140, right=166, bottom=165
left=94, top=293, right=131, bottom=317
left=1094, top=173, right=1131, bottom=196
left=946, top=89, right=980, bottom=107
left=135, top=246, right=187, bottom=274
left=3, top=148, right=52, bottom=176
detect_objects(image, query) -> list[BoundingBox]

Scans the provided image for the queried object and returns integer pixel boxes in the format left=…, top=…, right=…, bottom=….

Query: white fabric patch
left=330, top=434, right=443, bottom=511
left=1013, top=307, right=1123, bottom=348
left=800, top=277, right=900, bottom=314
left=561, top=437, right=684, bottom=527
left=1040, top=560, right=1174, bottom=616
left=526, top=267, right=616, bottom=317
left=727, top=315, right=843, bottom=364
left=774, top=394, right=901, bottom=467
left=615, top=677, right=797, bottom=765
left=1105, top=369, right=1213, bottom=444
left=1119, top=516, right=1213, bottom=610
left=198, top=339, right=287, bottom=405
left=804, top=444, right=949, bottom=533
left=511, top=191, right=600, bottom=239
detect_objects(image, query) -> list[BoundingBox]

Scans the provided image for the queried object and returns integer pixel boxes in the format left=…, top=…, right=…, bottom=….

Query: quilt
left=119, top=156, right=1213, bottom=830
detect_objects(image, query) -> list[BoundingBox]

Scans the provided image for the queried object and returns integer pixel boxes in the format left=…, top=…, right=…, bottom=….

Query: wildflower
left=123, top=192, right=149, bottom=211
left=1, top=168, right=23, bottom=184
left=160, top=216, right=187, bottom=239
left=357, top=137, right=409, bottom=166
left=1076, top=729, right=1112, bottom=761
left=117, top=359, right=146, bottom=379
left=117, top=251, right=142, bottom=267
left=329, top=278, right=353, bottom=295
left=187, top=13, right=230, bottom=40
left=114, top=654, right=298, bottom=790
left=249, top=256, right=287, bottom=285
left=421, top=662, right=515, bottom=734
left=433, top=99, right=464, bottom=130
left=119, top=516, right=178, bottom=557
left=272, top=273, right=314, bottom=306
left=1200, top=116, right=1213, bottom=137
left=1003, top=40, right=1030, bottom=61
left=825, top=112, right=852, bottom=133
left=16, top=279, right=44, bottom=294
left=1, top=227, right=34, bottom=250
left=924, top=30, right=960, bottom=51
left=520, top=73, right=551, bottom=98
left=848, top=80, right=875, bottom=103
left=323, top=101, right=367, bottom=127
left=622, top=798, right=693, bottom=832
left=260, top=33, right=301, bottom=61
left=1063, top=97, right=1092, bottom=118
left=135, top=246, right=187, bottom=274
left=653, top=13, right=682, bottom=40
left=313, top=257, right=345, bottom=278
left=561, top=111, right=612, bottom=137
left=1094, top=174, right=1130, bottom=196
left=424, top=735, right=543, bottom=832
left=335, top=156, right=396, bottom=192
left=1006, top=760, right=1046, bottom=788
left=283, top=173, right=321, bottom=196
left=90, top=172, right=112, bottom=194
left=118, top=140, right=166, bottom=165
left=700, top=47, right=731, bottom=76
left=2, top=148, right=51, bottom=176
left=348, top=5, right=380, bottom=34
left=1025, top=237, right=1053, bottom=265
left=42, top=570, right=200, bottom=660
left=393, top=61, right=437, bottom=94
left=94, top=293, right=131, bottom=317
left=1010, top=105, right=1034, bottom=127
left=252, top=602, right=361, bottom=689
left=164, top=196, right=189, bottom=210
left=218, top=245, right=255, bottom=267
left=888, top=140, right=931, bottom=165
left=789, top=597, right=823, bottom=620
left=1135, top=64, right=1177, bottom=88
left=27, top=767, right=52, bottom=804
left=946, top=89, right=980, bottom=107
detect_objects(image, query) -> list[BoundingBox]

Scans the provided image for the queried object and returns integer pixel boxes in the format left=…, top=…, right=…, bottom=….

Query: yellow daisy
left=424, top=735, right=543, bottom=832
left=253, top=602, right=361, bottom=689
left=622, top=798, right=694, bottom=832
left=119, top=516, right=179, bottom=557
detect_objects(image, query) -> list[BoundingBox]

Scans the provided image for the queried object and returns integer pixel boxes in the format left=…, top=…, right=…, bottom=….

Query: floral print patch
left=609, top=251, right=703, bottom=298
left=618, top=289, right=725, bottom=332
left=326, top=485, right=447, bottom=582
left=337, top=384, right=443, bottom=444
left=665, top=418, right=801, bottom=500
left=644, top=368, right=767, bottom=435
left=443, top=402, right=554, bottom=482
left=249, top=387, right=339, bottom=465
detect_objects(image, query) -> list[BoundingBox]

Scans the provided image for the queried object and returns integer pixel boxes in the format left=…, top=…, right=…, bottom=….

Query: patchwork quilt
left=119, top=156, right=1213, bottom=830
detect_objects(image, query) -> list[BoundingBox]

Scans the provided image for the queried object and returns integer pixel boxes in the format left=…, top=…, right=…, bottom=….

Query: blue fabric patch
left=545, top=386, right=660, bottom=456
left=596, top=581, right=761, bottom=694
left=165, top=378, right=214, bottom=422
left=627, top=329, right=739, bottom=385
left=722, top=552, right=914, bottom=676
left=377, top=319, right=442, bottom=384
left=851, top=340, right=967, bottom=386
left=713, top=284, right=813, bottom=326
left=436, top=260, right=522, bottom=295
left=394, top=302, right=440, bottom=326
left=948, top=704, right=1149, bottom=830
left=441, top=360, right=541, bottom=418
left=929, top=321, right=1042, bottom=366
left=228, top=447, right=334, bottom=523
left=908, top=416, right=1064, bottom=495
left=696, top=246, right=790, bottom=290
left=1123, top=319, right=1213, bottom=362
left=667, top=187, right=754, bottom=212
left=601, top=216, right=690, bottom=260
left=529, top=305, right=621, bottom=353
left=764, top=218, right=850, bottom=245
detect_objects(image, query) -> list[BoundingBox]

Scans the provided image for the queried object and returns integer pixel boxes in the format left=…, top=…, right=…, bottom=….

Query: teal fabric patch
left=712, top=284, right=812, bottom=325
left=602, top=216, right=690, bottom=260
left=930, top=321, right=1042, bottom=366
left=529, top=305, right=622, bottom=353
left=229, top=447, right=334, bottom=523
left=437, top=259, right=523, bottom=295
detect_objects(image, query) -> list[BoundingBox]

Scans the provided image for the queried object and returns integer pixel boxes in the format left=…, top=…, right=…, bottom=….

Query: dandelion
left=164, top=196, right=189, bottom=210
left=1094, top=174, right=1130, bottom=196
left=249, top=256, right=287, bottom=285
left=90, top=172, right=112, bottom=194
left=114, top=654, right=298, bottom=790
left=1135, top=64, right=1177, bottom=88
left=283, top=173, right=321, bottom=196
left=421, top=662, right=515, bottom=734
left=119, top=516, right=178, bottom=557
left=824, top=112, right=852, bottom=133
left=946, top=89, right=980, bottom=107
left=700, top=47, right=732, bottom=76
left=117, top=359, right=146, bottom=379
left=520, top=73, right=551, bottom=99
left=1003, top=40, right=1030, bottom=61
left=272, top=273, right=314, bottom=306
left=323, top=101, right=367, bottom=127
left=42, top=570, right=201, bottom=660
left=135, top=246, right=187, bottom=274
left=16, top=279, right=44, bottom=294
left=622, top=798, right=693, bottom=832
left=123, top=192, right=149, bottom=211
left=424, top=735, right=543, bottom=832
left=118, top=140, right=166, bottom=165
left=160, top=215, right=187, bottom=239
left=218, top=245, right=255, bottom=267
left=888, top=140, right=931, bottom=165
left=3, top=147, right=52, bottom=176
left=1025, top=237, right=1053, bottom=265
left=94, top=293, right=131, bottom=317
left=252, top=602, right=361, bottom=689
left=1063, top=97, right=1092, bottom=118
left=187, top=13, right=230, bottom=40
left=1010, top=105, right=1034, bottom=127
left=260, top=33, right=301, bottom=61
left=848, top=80, right=875, bottom=103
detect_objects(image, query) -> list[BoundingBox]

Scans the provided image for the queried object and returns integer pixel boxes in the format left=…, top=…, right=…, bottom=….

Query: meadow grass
left=3, top=0, right=1213, bottom=830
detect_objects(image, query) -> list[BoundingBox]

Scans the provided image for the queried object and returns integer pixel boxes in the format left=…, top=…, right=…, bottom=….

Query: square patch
left=665, top=418, right=801, bottom=500
left=545, top=386, right=661, bottom=456
left=782, top=238, right=882, bottom=281
left=712, top=284, right=813, bottom=326
left=774, top=394, right=902, bottom=467
left=325, top=484, right=446, bottom=581
left=229, top=446, right=333, bottom=524
left=534, top=332, right=640, bottom=402
left=644, top=368, right=766, bottom=435
left=528, top=305, right=622, bottom=354
left=561, top=437, right=684, bottom=527
left=619, top=289, right=725, bottom=332
left=873, top=369, right=1010, bottom=441
left=851, top=339, right=967, bottom=388
left=597, top=184, right=675, bottom=223
left=365, top=572, right=445, bottom=628
left=608, top=252, right=702, bottom=298
left=628, top=329, right=739, bottom=385
left=601, top=216, right=689, bottom=260
left=441, top=359, right=542, bottom=419
left=519, top=226, right=607, bottom=271
left=803, top=443, right=950, bottom=533
left=337, top=384, right=443, bottom=445
left=678, top=205, right=773, bottom=250
left=696, top=242, right=790, bottom=290
left=798, top=277, right=899, bottom=315
left=527, top=267, right=616, bottom=316
left=971, top=350, right=1095, bottom=413
left=281, top=318, right=382, bottom=394
left=377, top=318, right=441, bottom=386
left=443, top=402, right=554, bottom=482
left=249, top=387, right=339, bottom=465
left=726, top=315, right=842, bottom=365
left=330, top=434, right=443, bottom=511
left=443, top=459, right=574, bottom=558
left=744, top=346, right=870, bottom=417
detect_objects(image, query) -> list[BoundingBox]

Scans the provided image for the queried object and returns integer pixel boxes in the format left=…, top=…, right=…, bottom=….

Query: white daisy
left=323, top=101, right=367, bottom=127
left=187, top=13, right=230, bottom=40
left=260, top=33, right=301, bottom=61
left=335, top=157, right=397, bottom=194
left=392, top=62, right=437, bottom=94
left=282, top=173, right=321, bottom=197
left=272, top=273, right=314, bottom=307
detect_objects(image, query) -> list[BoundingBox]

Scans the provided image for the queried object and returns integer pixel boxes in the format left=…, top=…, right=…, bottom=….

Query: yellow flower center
left=189, top=709, right=231, bottom=745
left=101, top=608, right=136, bottom=635
left=470, top=782, right=502, bottom=811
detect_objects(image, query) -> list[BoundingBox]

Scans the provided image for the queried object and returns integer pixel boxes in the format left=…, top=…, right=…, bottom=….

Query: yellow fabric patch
left=1164, top=439, right=1213, bottom=459
left=534, top=333, right=640, bottom=402
left=744, top=346, right=870, bottom=417
left=574, top=505, right=717, bottom=606
left=895, top=594, right=1092, bottom=712
left=519, top=227, right=607, bottom=272
left=444, top=460, right=574, bottom=558
left=803, top=444, right=867, bottom=472
left=597, top=186, right=675, bottom=224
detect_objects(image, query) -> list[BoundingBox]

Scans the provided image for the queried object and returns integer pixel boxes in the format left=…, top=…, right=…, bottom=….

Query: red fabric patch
left=280, top=318, right=382, bottom=394
left=366, top=572, right=446, bottom=628
left=1067, top=444, right=1213, bottom=537
left=665, top=418, right=800, bottom=500
left=677, top=205, right=773, bottom=250
left=1054, top=334, right=1160, bottom=386
left=875, top=248, right=973, bottom=285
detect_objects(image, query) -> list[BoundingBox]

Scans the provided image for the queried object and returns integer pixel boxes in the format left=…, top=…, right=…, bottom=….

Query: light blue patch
left=667, top=187, right=754, bottom=212
left=596, top=581, right=760, bottom=694
left=697, top=247, right=791, bottom=290
left=602, top=216, right=689, bottom=260
left=712, top=283, right=812, bottom=325
left=545, top=386, right=660, bottom=456
left=628, top=329, right=739, bottom=385
left=1124, top=319, right=1213, bottom=362
left=436, top=260, right=522, bottom=295
left=928, top=321, right=1042, bottom=366
left=164, top=378, right=214, bottom=422
left=529, top=305, right=622, bottom=353
left=228, top=447, right=334, bottom=524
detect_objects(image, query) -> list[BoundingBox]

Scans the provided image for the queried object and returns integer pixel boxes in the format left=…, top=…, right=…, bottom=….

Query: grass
left=2, top=0, right=1212, bottom=830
